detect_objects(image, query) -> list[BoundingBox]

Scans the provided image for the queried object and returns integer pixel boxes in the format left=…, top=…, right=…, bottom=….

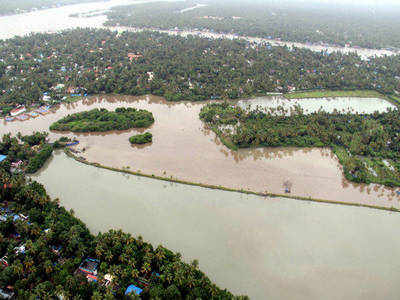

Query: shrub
left=129, top=132, right=153, bottom=144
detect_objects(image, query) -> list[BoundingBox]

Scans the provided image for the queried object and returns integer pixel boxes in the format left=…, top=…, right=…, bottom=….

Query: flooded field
left=30, top=152, right=400, bottom=300
left=0, top=0, right=160, bottom=40
left=2, top=94, right=399, bottom=209
left=238, top=96, right=397, bottom=114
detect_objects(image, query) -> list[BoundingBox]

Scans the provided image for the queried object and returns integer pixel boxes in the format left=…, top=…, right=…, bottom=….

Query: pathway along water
left=1, top=95, right=399, bottom=209
left=31, top=151, right=400, bottom=300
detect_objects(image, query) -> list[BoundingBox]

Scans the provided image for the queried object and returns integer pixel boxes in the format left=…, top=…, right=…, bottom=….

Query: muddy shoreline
left=64, top=148, right=400, bottom=213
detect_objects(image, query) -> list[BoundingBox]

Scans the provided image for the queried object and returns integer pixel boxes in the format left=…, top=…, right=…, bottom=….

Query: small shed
left=125, top=285, right=143, bottom=296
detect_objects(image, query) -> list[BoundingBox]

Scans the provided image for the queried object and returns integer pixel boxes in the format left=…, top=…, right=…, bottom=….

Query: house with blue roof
left=0, top=155, right=7, bottom=163
left=125, top=284, right=143, bottom=296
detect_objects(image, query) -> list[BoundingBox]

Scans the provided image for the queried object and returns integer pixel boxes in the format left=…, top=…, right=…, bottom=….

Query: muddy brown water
left=2, top=94, right=399, bottom=209
left=30, top=151, right=400, bottom=300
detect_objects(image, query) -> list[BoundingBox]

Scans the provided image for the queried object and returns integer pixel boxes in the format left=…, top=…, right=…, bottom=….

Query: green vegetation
left=129, top=132, right=153, bottom=144
left=0, top=0, right=100, bottom=16
left=2, top=29, right=400, bottom=107
left=18, top=131, right=48, bottom=146
left=0, top=132, right=53, bottom=175
left=200, top=102, right=400, bottom=187
left=284, top=90, right=387, bottom=100
left=106, top=0, right=400, bottom=49
left=50, top=107, right=154, bottom=132
left=0, top=135, right=244, bottom=298
left=25, top=144, right=53, bottom=174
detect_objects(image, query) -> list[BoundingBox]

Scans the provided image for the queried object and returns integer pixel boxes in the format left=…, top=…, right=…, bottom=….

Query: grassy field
left=284, top=90, right=386, bottom=100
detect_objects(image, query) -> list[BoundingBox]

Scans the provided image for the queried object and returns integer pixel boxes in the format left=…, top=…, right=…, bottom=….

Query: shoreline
left=64, top=148, right=400, bottom=214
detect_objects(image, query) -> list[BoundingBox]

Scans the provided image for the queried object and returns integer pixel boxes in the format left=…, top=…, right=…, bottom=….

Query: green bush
left=129, top=132, right=153, bottom=144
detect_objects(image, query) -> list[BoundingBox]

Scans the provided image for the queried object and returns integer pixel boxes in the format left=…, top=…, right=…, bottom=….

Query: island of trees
left=0, top=132, right=245, bottom=298
left=49, top=108, right=154, bottom=132
left=200, top=102, right=400, bottom=187
left=1, top=28, right=400, bottom=112
left=129, top=132, right=153, bottom=145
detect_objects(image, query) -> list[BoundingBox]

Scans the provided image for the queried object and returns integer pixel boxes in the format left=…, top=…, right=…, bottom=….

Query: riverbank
left=64, top=148, right=400, bottom=213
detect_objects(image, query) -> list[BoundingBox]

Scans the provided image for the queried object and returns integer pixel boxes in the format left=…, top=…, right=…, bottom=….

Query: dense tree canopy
left=50, top=107, right=154, bottom=132
left=0, top=132, right=53, bottom=175
left=1, top=28, right=400, bottom=110
left=106, top=0, right=400, bottom=50
left=200, top=102, right=400, bottom=187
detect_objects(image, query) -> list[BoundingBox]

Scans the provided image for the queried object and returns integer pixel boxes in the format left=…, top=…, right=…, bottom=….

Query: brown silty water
left=1, top=94, right=399, bottom=208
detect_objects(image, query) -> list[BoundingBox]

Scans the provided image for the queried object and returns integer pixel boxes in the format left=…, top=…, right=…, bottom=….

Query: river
left=30, top=151, right=400, bottom=300
left=0, top=0, right=173, bottom=40
left=2, top=95, right=399, bottom=209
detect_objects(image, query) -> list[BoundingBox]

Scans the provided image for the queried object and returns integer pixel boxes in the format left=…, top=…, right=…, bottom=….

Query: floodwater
left=238, top=96, right=397, bottom=114
left=30, top=151, right=400, bottom=300
left=2, top=95, right=399, bottom=209
left=0, top=0, right=395, bottom=59
left=0, top=0, right=168, bottom=40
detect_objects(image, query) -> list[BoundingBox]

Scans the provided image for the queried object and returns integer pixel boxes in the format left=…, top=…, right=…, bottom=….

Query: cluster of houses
left=2, top=82, right=89, bottom=123
left=4, top=105, right=51, bottom=122
left=74, top=256, right=156, bottom=296
left=0, top=204, right=156, bottom=297
left=0, top=207, right=31, bottom=298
